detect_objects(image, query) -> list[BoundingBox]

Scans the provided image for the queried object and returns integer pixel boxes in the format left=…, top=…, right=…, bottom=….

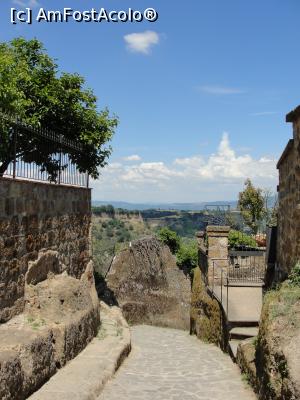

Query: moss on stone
left=245, top=283, right=300, bottom=400
left=190, top=267, right=228, bottom=350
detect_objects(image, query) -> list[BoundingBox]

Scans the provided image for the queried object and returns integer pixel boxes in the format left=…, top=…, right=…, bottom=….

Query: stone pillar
left=196, top=231, right=208, bottom=282
left=206, top=226, right=230, bottom=284
left=195, top=231, right=206, bottom=250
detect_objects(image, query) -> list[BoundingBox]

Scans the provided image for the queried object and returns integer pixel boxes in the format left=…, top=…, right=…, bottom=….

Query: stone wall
left=277, top=105, right=300, bottom=277
left=0, top=177, right=92, bottom=322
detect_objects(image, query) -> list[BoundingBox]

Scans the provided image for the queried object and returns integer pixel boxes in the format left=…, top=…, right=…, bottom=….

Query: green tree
left=176, top=240, right=198, bottom=274
left=0, top=38, right=118, bottom=178
left=238, top=179, right=265, bottom=234
left=157, top=227, right=181, bottom=254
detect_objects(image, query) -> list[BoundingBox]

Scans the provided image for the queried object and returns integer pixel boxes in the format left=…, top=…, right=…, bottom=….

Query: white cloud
left=13, top=0, right=39, bottom=7
left=197, top=85, right=245, bottom=95
left=124, top=31, right=159, bottom=54
left=92, top=133, right=277, bottom=202
left=123, top=155, right=141, bottom=162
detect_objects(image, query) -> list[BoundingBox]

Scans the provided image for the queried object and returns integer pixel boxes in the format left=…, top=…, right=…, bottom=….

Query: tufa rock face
left=255, top=285, right=300, bottom=400
left=190, top=267, right=228, bottom=350
left=106, top=236, right=191, bottom=330
left=0, top=252, right=100, bottom=400
left=238, top=284, right=300, bottom=400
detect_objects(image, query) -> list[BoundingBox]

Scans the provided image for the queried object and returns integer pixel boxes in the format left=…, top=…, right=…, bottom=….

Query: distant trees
left=92, top=205, right=140, bottom=218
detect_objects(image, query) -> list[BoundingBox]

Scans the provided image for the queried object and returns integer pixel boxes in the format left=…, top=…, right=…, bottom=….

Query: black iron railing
left=228, top=251, right=266, bottom=283
left=0, top=111, right=89, bottom=187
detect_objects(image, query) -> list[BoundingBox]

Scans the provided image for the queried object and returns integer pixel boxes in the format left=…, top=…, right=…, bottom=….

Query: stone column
left=206, top=225, right=230, bottom=284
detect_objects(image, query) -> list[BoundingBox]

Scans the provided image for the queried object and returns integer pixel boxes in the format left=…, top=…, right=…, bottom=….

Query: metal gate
left=228, top=249, right=266, bottom=283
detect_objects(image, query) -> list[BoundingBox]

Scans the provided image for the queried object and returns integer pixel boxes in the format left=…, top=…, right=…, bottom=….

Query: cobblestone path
left=98, top=325, right=256, bottom=400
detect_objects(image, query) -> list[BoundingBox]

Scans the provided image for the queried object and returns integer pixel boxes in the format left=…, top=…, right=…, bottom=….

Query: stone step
left=28, top=302, right=131, bottom=400
left=229, top=327, right=259, bottom=340
left=228, top=339, right=240, bottom=360
left=228, top=320, right=259, bottom=328
left=226, top=282, right=264, bottom=288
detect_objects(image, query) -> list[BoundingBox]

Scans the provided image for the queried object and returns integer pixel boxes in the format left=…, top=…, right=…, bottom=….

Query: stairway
left=228, top=322, right=259, bottom=361
left=223, top=283, right=262, bottom=361
left=212, top=281, right=263, bottom=361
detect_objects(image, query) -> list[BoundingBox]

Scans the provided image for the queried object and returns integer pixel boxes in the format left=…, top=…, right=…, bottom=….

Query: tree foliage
left=176, top=240, right=198, bottom=272
left=238, top=179, right=265, bottom=234
left=0, top=38, right=118, bottom=178
left=157, top=227, right=181, bottom=254
left=228, top=229, right=256, bottom=249
left=157, top=227, right=197, bottom=275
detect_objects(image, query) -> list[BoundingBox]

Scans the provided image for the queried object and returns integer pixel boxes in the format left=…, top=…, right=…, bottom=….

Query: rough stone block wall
left=0, top=178, right=91, bottom=323
left=277, top=108, right=300, bottom=276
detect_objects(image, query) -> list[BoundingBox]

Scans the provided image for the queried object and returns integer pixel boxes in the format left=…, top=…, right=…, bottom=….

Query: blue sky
left=1, top=0, right=300, bottom=202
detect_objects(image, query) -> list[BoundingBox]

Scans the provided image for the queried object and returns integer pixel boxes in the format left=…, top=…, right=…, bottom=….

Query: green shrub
left=157, top=227, right=181, bottom=254
left=228, top=229, right=256, bottom=248
left=288, top=262, right=300, bottom=286
left=176, top=240, right=198, bottom=274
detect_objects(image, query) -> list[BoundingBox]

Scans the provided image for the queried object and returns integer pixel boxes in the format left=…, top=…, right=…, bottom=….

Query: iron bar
left=12, top=127, right=16, bottom=179
left=1, top=112, right=89, bottom=188
left=226, top=276, right=229, bottom=317
left=221, top=268, right=223, bottom=304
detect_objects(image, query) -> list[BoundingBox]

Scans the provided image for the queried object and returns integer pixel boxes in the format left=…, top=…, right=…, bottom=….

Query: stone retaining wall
left=0, top=178, right=91, bottom=322
left=277, top=105, right=300, bottom=277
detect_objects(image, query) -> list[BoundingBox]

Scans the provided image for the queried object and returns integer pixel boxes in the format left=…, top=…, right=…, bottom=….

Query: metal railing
left=228, top=251, right=266, bottom=283
left=208, top=259, right=229, bottom=316
left=0, top=111, right=89, bottom=187
left=208, top=255, right=266, bottom=321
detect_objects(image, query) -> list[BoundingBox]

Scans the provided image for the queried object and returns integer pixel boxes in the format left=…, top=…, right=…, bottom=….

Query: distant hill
left=92, top=200, right=238, bottom=211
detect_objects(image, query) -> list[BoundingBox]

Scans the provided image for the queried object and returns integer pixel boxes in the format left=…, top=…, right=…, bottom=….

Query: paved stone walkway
left=98, top=325, right=256, bottom=400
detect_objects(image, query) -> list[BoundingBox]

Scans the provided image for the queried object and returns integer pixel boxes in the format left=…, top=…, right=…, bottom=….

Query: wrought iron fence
left=0, top=111, right=89, bottom=187
left=228, top=250, right=266, bottom=283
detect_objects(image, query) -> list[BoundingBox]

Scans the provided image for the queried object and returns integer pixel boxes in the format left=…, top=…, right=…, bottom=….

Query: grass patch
left=241, top=372, right=251, bottom=385
left=26, top=316, right=46, bottom=330
left=97, top=326, right=107, bottom=340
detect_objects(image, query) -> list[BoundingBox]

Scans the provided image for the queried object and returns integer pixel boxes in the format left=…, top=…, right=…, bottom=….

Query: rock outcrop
left=105, top=236, right=191, bottom=330
left=28, top=301, right=131, bottom=400
left=237, top=283, right=300, bottom=400
left=0, top=251, right=100, bottom=400
left=190, top=266, right=228, bottom=350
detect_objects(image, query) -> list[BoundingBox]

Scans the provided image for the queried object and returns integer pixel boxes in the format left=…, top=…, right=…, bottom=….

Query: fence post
left=226, top=276, right=229, bottom=317
left=221, top=268, right=223, bottom=304
left=12, top=127, right=17, bottom=179
left=86, top=173, right=89, bottom=188
left=212, top=261, right=215, bottom=294
left=58, top=134, right=62, bottom=185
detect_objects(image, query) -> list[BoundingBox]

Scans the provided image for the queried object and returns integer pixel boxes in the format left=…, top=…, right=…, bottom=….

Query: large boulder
left=105, top=236, right=191, bottom=330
